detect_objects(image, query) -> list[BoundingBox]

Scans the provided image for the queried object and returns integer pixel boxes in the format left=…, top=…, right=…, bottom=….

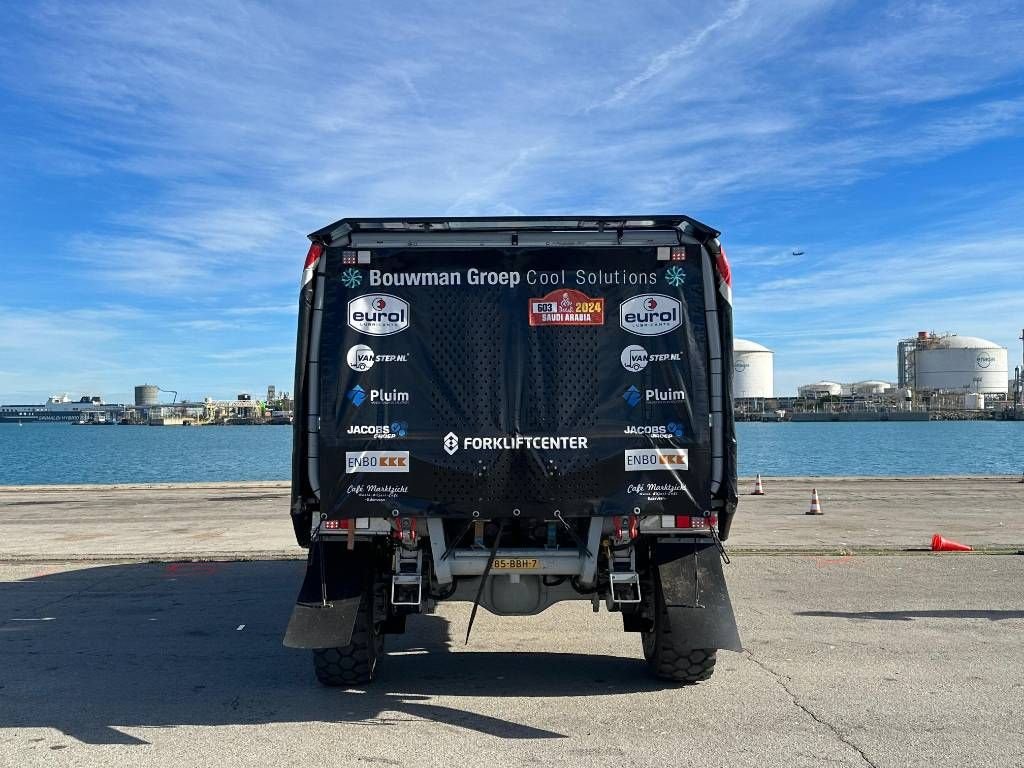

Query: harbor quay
left=1, top=477, right=1021, bottom=767
left=1, top=476, right=1022, bottom=560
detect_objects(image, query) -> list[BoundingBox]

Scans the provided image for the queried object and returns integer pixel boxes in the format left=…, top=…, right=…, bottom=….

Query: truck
left=284, top=216, right=741, bottom=686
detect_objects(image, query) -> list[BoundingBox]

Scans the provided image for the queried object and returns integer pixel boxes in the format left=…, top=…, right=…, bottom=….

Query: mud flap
left=654, top=540, right=742, bottom=652
left=283, top=542, right=370, bottom=649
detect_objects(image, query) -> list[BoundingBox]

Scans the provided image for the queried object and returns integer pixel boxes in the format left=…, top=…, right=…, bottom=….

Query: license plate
left=491, top=558, right=540, bottom=570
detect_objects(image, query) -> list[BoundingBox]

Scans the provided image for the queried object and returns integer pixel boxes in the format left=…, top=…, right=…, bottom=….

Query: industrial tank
left=798, top=381, right=842, bottom=398
left=914, top=335, right=1008, bottom=393
left=733, top=338, right=774, bottom=398
left=852, top=380, right=890, bottom=396
left=134, top=384, right=159, bottom=406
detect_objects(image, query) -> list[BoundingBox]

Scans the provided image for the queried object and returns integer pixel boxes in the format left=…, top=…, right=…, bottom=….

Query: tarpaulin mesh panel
left=317, top=245, right=712, bottom=519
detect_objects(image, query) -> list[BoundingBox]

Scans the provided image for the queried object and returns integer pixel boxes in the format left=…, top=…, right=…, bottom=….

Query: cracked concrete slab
left=1, top=555, right=1021, bottom=767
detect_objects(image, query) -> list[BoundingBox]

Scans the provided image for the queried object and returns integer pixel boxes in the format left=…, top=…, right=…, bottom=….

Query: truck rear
left=284, top=216, right=741, bottom=685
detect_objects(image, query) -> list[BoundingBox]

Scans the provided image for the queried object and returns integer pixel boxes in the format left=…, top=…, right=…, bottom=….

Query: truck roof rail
left=308, top=215, right=720, bottom=245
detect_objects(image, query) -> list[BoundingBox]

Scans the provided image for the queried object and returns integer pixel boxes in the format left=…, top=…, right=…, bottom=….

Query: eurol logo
left=348, top=294, right=409, bottom=336
left=619, top=294, right=682, bottom=336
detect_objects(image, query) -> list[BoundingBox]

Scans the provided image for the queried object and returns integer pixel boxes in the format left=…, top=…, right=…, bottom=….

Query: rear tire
left=312, top=579, right=384, bottom=686
left=641, top=568, right=717, bottom=684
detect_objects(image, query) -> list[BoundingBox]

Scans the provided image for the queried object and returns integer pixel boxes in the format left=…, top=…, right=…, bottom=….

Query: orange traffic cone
left=752, top=474, right=765, bottom=495
left=806, top=488, right=823, bottom=515
left=931, top=534, right=972, bottom=552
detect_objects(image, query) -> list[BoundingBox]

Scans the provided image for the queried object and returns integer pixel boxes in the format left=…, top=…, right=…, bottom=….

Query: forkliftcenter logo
left=346, top=384, right=410, bottom=407
left=528, top=289, right=605, bottom=326
left=346, top=451, right=410, bottom=473
left=624, top=448, right=689, bottom=471
left=619, top=294, right=682, bottom=336
left=348, top=294, right=409, bottom=336
left=620, top=344, right=682, bottom=372
left=443, top=432, right=589, bottom=455
left=346, top=344, right=409, bottom=371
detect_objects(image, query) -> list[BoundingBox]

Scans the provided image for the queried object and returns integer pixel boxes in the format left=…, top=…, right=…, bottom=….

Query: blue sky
left=1, top=0, right=1023, bottom=401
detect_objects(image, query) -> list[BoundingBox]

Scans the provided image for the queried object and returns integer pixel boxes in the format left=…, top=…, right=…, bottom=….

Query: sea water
left=1, top=421, right=1022, bottom=485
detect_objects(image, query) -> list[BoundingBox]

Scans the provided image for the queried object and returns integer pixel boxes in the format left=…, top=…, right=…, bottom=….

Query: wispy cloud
left=1, top=1, right=1024, bottom=399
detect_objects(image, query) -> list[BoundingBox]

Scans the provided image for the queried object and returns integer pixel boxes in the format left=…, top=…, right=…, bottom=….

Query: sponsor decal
left=620, top=344, right=682, bottom=372
left=443, top=432, right=589, bottom=455
left=528, top=289, right=605, bottom=326
left=348, top=294, right=409, bottom=336
left=346, top=482, right=409, bottom=503
left=346, top=451, right=410, bottom=473
left=664, top=266, right=686, bottom=287
left=346, top=385, right=410, bottom=407
left=346, top=344, right=409, bottom=371
left=627, top=481, right=688, bottom=501
left=619, top=294, right=682, bottom=336
left=340, top=268, right=363, bottom=288
left=624, top=448, right=689, bottom=471
left=347, top=421, right=408, bottom=440
left=366, top=269, right=658, bottom=288
left=977, top=352, right=995, bottom=369
left=622, top=386, right=686, bottom=408
left=622, top=385, right=642, bottom=408
left=624, top=422, right=685, bottom=439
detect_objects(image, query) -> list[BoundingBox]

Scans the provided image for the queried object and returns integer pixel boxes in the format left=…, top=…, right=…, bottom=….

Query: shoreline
left=0, top=474, right=1021, bottom=492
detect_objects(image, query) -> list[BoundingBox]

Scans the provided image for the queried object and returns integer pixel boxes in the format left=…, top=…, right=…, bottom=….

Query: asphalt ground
left=1, top=555, right=1022, bottom=768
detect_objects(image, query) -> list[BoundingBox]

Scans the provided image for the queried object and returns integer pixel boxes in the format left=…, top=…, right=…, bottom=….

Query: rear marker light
left=304, top=243, right=324, bottom=269
left=323, top=519, right=349, bottom=530
left=661, top=515, right=718, bottom=530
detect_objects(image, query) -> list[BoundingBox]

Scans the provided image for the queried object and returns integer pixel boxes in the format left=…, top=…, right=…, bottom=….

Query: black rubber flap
left=656, top=541, right=742, bottom=652
left=283, top=543, right=370, bottom=648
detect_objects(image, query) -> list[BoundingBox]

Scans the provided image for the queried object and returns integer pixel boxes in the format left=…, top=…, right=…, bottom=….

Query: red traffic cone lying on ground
left=806, top=488, right=823, bottom=515
left=752, top=474, right=765, bottom=495
left=931, top=534, right=972, bottom=552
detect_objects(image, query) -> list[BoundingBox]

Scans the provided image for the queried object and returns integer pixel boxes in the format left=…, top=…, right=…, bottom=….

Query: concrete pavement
left=1, top=476, right=1022, bottom=560
left=1, top=556, right=1022, bottom=767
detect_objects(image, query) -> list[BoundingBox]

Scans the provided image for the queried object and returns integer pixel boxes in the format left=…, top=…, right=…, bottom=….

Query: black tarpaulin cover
left=317, top=245, right=725, bottom=521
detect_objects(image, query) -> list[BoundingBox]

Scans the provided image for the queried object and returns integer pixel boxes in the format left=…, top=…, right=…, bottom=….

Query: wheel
left=312, top=578, right=385, bottom=686
left=641, top=568, right=717, bottom=684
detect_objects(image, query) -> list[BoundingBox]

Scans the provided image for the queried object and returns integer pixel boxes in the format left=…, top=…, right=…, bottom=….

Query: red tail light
left=716, top=245, right=732, bottom=288
left=304, top=243, right=324, bottom=269
left=323, top=519, right=349, bottom=530
left=672, top=514, right=718, bottom=530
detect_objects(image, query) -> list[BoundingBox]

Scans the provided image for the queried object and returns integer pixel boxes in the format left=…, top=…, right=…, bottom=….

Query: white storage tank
left=964, top=392, right=985, bottom=410
left=852, top=380, right=890, bottom=396
left=798, top=381, right=842, bottom=398
left=915, top=335, right=1008, bottom=393
left=733, top=338, right=774, bottom=398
